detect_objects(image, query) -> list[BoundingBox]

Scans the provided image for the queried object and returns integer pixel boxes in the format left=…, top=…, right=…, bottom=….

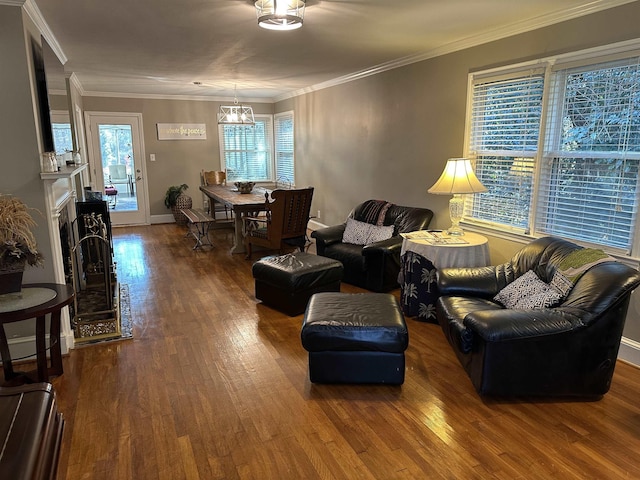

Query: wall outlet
left=317, top=210, right=321, bottom=219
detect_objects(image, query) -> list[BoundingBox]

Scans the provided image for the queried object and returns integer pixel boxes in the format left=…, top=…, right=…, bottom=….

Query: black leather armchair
left=436, top=236, right=640, bottom=397
left=311, top=201, right=433, bottom=292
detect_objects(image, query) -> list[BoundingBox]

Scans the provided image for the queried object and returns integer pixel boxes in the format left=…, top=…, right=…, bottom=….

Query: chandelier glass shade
left=255, top=0, right=305, bottom=31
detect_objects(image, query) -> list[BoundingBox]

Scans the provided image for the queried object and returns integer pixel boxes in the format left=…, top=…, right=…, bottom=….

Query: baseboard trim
left=619, top=336, right=640, bottom=368
left=151, top=214, right=175, bottom=224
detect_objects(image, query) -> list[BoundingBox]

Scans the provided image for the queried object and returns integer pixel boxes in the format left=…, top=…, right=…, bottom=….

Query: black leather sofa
left=436, top=236, right=640, bottom=397
left=311, top=200, right=433, bottom=292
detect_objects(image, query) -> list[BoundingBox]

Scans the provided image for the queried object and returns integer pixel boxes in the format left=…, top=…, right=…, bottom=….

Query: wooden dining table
left=199, top=184, right=270, bottom=254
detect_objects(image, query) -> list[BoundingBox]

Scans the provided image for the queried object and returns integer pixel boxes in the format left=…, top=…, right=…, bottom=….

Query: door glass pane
left=99, top=124, right=138, bottom=212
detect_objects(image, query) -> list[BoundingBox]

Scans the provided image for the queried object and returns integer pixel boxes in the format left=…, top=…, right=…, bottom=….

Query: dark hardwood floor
left=49, top=223, right=640, bottom=479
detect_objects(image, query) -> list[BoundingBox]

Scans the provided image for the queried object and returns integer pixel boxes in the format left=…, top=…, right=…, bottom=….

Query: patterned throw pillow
left=342, top=218, right=394, bottom=245
left=494, top=270, right=563, bottom=309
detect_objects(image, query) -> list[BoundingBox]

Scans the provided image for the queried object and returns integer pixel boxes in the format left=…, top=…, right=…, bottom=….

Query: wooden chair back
left=201, top=170, right=226, bottom=186
left=268, top=187, right=314, bottom=242
left=244, top=187, right=314, bottom=258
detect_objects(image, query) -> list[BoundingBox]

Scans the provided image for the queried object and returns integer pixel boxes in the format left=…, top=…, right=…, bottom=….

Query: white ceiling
left=27, top=0, right=636, bottom=102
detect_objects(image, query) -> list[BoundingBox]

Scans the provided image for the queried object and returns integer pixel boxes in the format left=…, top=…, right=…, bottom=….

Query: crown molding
left=80, top=90, right=270, bottom=104
left=274, top=0, right=638, bottom=102
left=0, top=1, right=26, bottom=6
left=22, top=0, right=67, bottom=64
left=67, top=72, right=85, bottom=96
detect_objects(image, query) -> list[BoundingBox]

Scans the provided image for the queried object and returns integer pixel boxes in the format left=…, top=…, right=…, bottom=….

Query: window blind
left=536, top=58, right=640, bottom=251
left=274, top=112, right=295, bottom=185
left=221, top=117, right=273, bottom=182
left=467, top=74, right=545, bottom=230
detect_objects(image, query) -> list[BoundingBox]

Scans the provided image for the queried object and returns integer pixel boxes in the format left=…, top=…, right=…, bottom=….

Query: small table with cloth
left=399, top=231, right=489, bottom=322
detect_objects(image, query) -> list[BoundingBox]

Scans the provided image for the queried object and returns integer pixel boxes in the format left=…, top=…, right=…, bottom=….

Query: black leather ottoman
left=301, top=292, right=408, bottom=384
left=252, top=252, right=343, bottom=316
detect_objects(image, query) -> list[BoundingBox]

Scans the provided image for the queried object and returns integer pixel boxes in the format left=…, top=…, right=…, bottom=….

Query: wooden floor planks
left=43, top=223, right=640, bottom=479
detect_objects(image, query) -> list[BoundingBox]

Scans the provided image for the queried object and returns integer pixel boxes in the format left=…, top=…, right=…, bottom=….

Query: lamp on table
left=427, top=158, right=487, bottom=236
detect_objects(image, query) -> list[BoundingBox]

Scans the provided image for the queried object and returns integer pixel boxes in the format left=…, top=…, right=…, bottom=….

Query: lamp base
left=446, top=225, right=464, bottom=236
left=447, top=194, right=465, bottom=236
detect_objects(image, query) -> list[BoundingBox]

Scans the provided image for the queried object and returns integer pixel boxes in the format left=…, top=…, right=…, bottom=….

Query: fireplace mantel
left=40, top=163, right=89, bottom=354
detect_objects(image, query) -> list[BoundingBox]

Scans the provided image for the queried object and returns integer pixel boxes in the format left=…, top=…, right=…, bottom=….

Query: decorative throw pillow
left=494, top=270, right=563, bottom=309
left=366, top=224, right=394, bottom=244
left=342, top=218, right=394, bottom=245
left=342, top=218, right=372, bottom=245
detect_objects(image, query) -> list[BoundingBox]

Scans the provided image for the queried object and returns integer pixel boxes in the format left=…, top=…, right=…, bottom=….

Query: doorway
left=85, top=112, right=149, bottom=225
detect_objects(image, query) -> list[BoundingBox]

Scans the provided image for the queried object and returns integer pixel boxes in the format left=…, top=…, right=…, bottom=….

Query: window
left=219, top=113, right=296, bottom=184
left=219, top=115, right=273, bottom=182
left=465, top=47, right=640, bottom=254
left=50, top=111, right=73, bottom=155
left=468, top=71, right=545, bottom=231
left=52, top=123, right=73, bottom=154
left=274, top=111, right=295, bottom=185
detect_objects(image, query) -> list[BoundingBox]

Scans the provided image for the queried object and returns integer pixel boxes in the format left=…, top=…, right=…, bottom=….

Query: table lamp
left=427, top=158, right=487, bottom=236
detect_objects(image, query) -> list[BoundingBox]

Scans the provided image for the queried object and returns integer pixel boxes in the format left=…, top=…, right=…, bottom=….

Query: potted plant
left=164, top=184, right=192, bottom=225
left=0, top=195, right=44, bottom=294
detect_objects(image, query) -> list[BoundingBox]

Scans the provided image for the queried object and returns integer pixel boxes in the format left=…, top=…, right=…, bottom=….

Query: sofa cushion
left=342, top=218, right=394, bottom=245
left=494, top=270, right=563, bottom=309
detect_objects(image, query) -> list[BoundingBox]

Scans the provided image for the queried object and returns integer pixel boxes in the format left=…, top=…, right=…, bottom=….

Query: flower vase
left=0, top=260, right=26, bottom=295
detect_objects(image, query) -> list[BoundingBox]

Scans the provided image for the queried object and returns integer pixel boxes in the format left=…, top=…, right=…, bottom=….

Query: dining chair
left=243, top=187, right=314, bottom=259
left=201, top=170, right=232, bottom=221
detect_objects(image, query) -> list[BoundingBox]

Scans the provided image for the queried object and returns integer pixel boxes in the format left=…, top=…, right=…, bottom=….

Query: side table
left=0, top=283, right=74, bottom=385
left=399, top=232, right=489, bottom=322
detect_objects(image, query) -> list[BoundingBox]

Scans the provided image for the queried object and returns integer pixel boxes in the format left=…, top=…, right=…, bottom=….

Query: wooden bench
left=182, top=208, right=214, bottom=249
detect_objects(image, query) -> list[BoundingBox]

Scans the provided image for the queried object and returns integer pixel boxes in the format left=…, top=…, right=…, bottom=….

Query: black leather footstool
left=252, top=252, right=343, bottom=316
left=301, top=292, right=408, bottom=384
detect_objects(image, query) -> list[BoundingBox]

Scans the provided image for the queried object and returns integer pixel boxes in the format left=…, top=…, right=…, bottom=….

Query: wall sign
left=157, top=123, right=207, bottom=140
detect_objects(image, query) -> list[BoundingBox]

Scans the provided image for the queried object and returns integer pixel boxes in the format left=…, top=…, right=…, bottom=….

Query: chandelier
left=217, top=88, right=255, bottom=125
left=255, top=0, right=305, bottom=31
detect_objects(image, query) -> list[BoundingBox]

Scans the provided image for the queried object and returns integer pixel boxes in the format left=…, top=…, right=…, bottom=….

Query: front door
left=85, top=112, right=149, bottom=225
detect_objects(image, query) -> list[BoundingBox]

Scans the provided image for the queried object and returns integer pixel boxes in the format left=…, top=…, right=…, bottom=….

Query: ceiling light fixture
left=217, top=87, right=255, bottom=125
left=255, top=0, right=305, bottom=31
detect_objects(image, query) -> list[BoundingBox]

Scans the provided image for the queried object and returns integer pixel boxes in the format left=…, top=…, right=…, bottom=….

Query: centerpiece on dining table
left=234, top=181, right=256, bottom=194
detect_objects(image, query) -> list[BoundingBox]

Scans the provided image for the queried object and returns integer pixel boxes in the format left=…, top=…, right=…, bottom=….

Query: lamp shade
left=255, top=0, right=305, bottom=31
left=428, top=158, right=487, bottom=195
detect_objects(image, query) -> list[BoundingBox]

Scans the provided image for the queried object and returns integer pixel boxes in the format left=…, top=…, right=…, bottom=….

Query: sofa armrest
left=464, top=308, right=577, bottom=342
left=311, top=224, right=345, bottom=254
left=438, top=266, right=501, bottom=298
left=362, top=236, right=403, bottom=257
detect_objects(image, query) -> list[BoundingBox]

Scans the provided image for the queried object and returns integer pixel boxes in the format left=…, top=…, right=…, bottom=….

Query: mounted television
left=30, top=36, right=55, bottom=153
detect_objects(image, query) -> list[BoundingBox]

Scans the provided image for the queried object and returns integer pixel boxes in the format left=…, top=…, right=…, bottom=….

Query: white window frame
left=463, top=39, right=640, bottom=258
left=274, top=111, right=295, bottom=186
